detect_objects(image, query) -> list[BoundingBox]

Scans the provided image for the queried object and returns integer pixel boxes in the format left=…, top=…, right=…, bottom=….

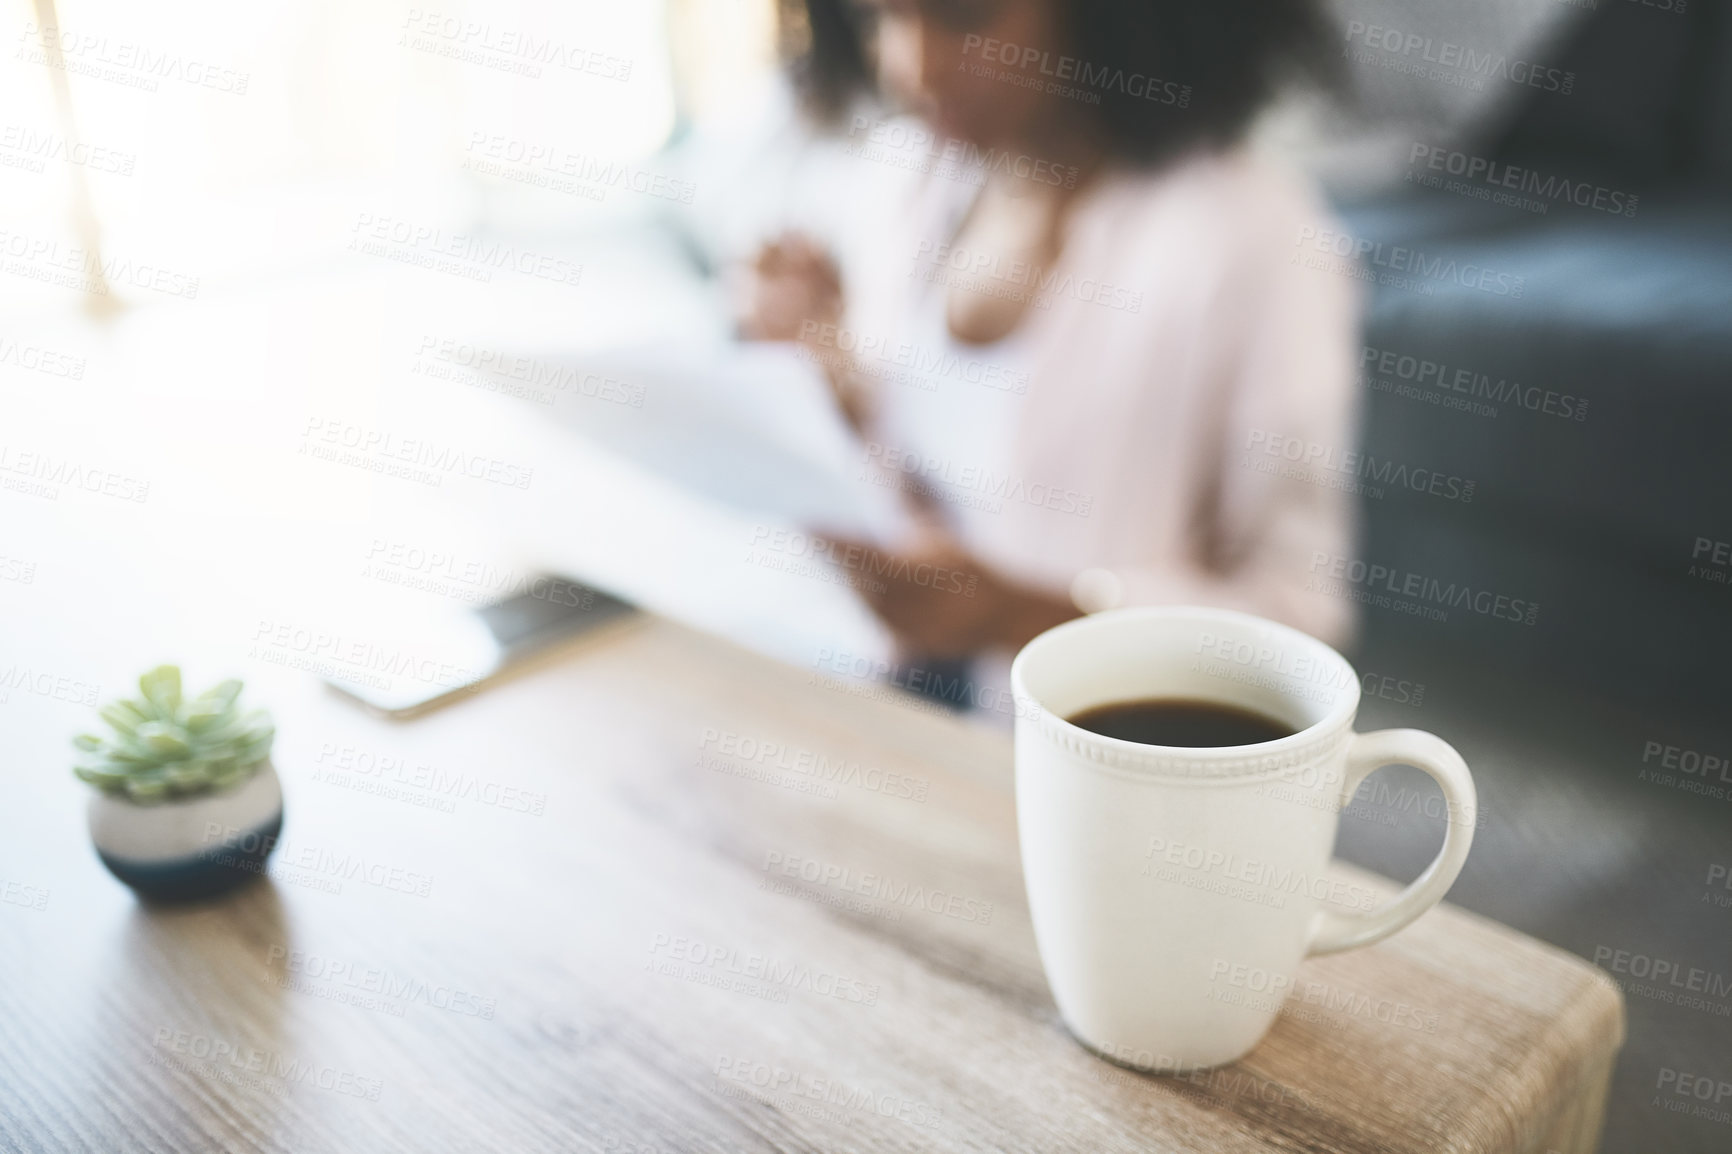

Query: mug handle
left=1306, top=729, right=1477, bottom=956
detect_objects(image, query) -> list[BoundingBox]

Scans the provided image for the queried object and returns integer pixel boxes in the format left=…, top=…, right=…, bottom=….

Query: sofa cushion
left=1337, top=190, right=1732, bottom=561
left=1333, top=189, right=1732, bottom=712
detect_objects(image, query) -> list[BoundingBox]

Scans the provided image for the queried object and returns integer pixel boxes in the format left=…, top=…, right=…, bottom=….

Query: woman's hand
left=828, top=534, right=1077, bottom=659
left=736, top=232, right=842, bottom=342
left=737, top=232, right=875, bottom=433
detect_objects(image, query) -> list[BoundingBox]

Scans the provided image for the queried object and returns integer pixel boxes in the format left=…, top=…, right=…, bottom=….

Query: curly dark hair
left=778, top=0, right=876, bottom=125
left=779, top=0, right=1339, bottom=167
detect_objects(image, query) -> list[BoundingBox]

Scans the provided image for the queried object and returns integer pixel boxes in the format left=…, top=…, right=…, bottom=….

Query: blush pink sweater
left=859, top=148, right=1362, bottom=651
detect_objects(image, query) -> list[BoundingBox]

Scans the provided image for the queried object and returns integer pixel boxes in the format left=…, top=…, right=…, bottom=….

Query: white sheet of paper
left=525, top=339, right=916, bottom=544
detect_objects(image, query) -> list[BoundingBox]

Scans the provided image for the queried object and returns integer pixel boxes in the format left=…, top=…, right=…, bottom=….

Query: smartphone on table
left=324, top=576, right=637, bottom=718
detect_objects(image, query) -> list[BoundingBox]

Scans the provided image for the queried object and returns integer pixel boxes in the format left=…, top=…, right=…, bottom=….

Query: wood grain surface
left=0, top=616, right=1625, bottom=1153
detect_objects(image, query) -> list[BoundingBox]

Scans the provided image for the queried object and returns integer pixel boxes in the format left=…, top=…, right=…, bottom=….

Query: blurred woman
left=741, top=0, right=1359, bottom=696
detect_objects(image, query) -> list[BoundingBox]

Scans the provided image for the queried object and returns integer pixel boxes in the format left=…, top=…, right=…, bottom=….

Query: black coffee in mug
left=1067, top=697, right=1295, bottom=748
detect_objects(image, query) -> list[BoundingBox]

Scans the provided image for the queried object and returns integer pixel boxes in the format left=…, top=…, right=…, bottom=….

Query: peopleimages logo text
left=18, top=22, right=251, bottom=95
left=300, top=418, right=534, bottom=489
left=912, top=239, right=1143, bottom=312
left=463, top=132, right=695, bottom=203
left=1408, top=144, right=1637, bottom=218
left=761, top=851, right=994, bottom=925
left=0, top=444, right=150, bottom=502
left=398, top=10, right=631, bottom=81
left=699, top=729, right=930, bottom=802
left=1360, top=346, right=1588, bottom=422
left=846, top=117, right=1078, bottom=188
left=1308, top=553, right=1540, bottom=625
left=1343, top=22, right=1574, bottom=94
left=649, top=934, right=880, bottom=1006
left=1593, top=945, right=1732, bottom=1002
left=748, top=525, right=977, bottom=597
left=348, top=214, right=582, bottom=288
left=862, top=441, right=1093, bottom=517
left=799, top=320, right=1029, bottom=394
left=961, top=35, right=1191, bottom=107
left=0, top=336, right=86, bottom=379
left=0, top=124, right=135, bottom=175
left=1295, top=227, right=1524, bottom=297
left=713, top=1056, right=942, bottom=1129
left=1641, top=741, right=1732, bottom=786
left=151, top=1029, right=382, bottom=1100
left=1243, top=429, right=1476, bottom=503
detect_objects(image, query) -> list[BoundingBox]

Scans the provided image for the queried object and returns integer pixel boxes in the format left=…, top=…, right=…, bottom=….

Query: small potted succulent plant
left=74, top=665, right=282, bottom=901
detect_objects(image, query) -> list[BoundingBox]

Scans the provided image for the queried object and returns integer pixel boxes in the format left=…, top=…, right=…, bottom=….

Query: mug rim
left=1010, top=605, right=1361, bottom=771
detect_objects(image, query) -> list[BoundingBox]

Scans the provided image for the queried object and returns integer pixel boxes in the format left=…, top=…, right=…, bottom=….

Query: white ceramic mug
left=1011, top=606, right=1475, bottom=1072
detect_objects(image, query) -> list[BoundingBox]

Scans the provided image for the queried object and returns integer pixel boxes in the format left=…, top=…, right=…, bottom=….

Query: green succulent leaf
left=103, top=741, right=159, bottom=765
left=125, top=777, right=170, bottom=802
left=73, top=669, right=272, bottom=799
left=164, top=762, right=211, bottom=787
left=98, top=699, right=148, bottom=736
left=74, top=763, right=128, bottom=789
left=196, top=679, right=244, bottom=710
left=138, top=665, right=182, bottom=715
left=182, top=703, right=227, bottom=732
left=134, top=721, right=192, bottom=760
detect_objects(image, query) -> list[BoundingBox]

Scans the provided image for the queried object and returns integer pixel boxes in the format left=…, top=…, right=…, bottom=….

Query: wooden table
left=0, top=615, right=1625, bottom=1153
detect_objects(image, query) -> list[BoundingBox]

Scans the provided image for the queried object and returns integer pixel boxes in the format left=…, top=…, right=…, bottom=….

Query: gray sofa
left=1334, top=0, right=1732, bottom=718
